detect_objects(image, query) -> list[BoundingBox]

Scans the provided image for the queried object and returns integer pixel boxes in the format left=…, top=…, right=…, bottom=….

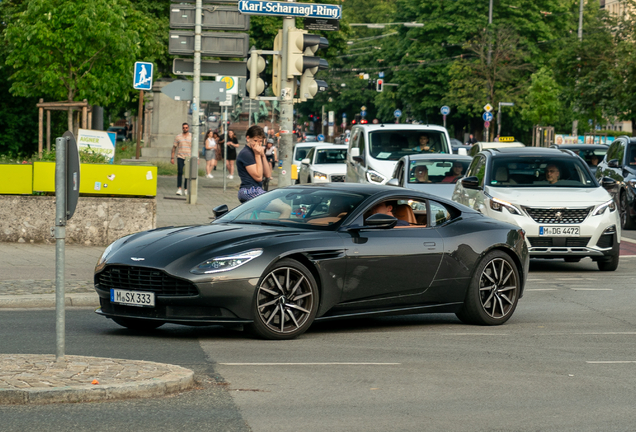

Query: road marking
left=527, top=278, right=544, bottom=281
left=218, top=362, right=401, bottom=366
left=619, top=255, right=636, bottom=258
left=577, top=332, right=636, bottom=335
left=444, top=333, right=509, bottom=336
left=558, top=278, right=586, bottom=281
left=570, top=288, right=613, bottom=291
left=526, top=289, right=558, bottom=291
left=587, top=361, right=636, bottom=364
left=620, top=237, right=636, bottom=244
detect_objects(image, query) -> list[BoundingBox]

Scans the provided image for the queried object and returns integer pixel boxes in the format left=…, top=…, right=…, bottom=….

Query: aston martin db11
left=94, top=184, right=529, bottom=340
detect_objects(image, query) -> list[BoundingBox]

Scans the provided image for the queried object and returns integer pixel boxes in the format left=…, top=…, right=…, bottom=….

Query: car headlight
left=366, top=170, right=386, bottom=184
left=190, top=249, right=263, bottom=275
left=313, top=171, right=328, bottom=181
left=488, top=196, right=522, bottom=215
left=628, top=179, right=636, bottom=189
left=592, top=199, right=616, bottom=215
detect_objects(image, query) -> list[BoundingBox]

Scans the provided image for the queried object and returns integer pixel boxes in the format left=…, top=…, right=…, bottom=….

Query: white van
left=346, top=124, right=452, bottom=184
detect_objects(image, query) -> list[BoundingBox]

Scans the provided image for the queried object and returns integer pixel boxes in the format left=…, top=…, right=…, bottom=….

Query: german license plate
left=110, top=289, right=155, bottom=307
left=539, top=226, right=580, bottom=237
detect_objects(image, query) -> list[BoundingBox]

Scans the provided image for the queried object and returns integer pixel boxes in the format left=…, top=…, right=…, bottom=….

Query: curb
left=0, top=355, right=195, bottom=405
left=0, top=293, right=99, bottom=309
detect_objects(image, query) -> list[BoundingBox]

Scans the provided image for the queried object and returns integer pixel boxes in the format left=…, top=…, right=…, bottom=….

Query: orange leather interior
left=392, top=204, right=417, bottom=225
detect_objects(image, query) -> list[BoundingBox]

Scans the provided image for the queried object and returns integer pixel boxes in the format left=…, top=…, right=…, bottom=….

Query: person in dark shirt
left=368, top=201, right=410, bottom=226
left=236, top=125, right=271, bottom=203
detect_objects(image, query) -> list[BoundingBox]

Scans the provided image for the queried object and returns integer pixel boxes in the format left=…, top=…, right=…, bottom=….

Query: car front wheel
left=620, top=192, right=635, bottom=230
left=456, top=250, right=520, bottom=326
left=249, top=259, right=319, bottom=340
left=597, top=252, right=619, bottom=271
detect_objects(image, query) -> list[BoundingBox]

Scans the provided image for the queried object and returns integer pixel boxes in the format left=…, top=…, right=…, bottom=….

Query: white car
left=452, top=147, right=620, bottom=271
left=298, top=144, right=348, bottom=184
left=292, top=143, right=317, bottom=176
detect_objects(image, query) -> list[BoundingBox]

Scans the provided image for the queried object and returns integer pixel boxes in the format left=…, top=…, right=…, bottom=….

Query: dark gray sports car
left=94, top=184, right=529, bottom=340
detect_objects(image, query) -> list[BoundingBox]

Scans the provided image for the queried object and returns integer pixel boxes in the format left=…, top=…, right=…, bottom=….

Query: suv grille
left=330, top=175, right=345, bottom=182
left=97, top=266, right=198, bottom=296
left=528, top=237, right=591, bottom=247
left=523, top=207, right=592, bottom=224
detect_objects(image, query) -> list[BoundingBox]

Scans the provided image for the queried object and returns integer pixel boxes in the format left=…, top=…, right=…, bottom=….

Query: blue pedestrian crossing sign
left=134, top=62, right=153, bottom=91
left=482, top=112, right=493, bottom=122
left=394, top=109, right=402, bottom=118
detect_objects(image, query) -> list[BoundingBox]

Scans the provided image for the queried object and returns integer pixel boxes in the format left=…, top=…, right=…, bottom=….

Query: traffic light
left=368, top=79, right=375, bottom=90
left=376, top=79, right=383, bottom=92
left=272, top=30, right=282, bottom=97
left=287, top=28, right=329, bottom=101
left=246, top=50, right=265, bottom=99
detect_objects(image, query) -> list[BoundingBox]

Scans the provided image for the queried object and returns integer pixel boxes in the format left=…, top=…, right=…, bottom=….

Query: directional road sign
left=440, top=106, right=450, bottom=116
left=161, top=80, right=227, bottom=101
left=317, top=134, right=325, bottom=141
left=394, top=109, right=402, bottom=118
left=133, top=62, right=154, bottom=90
left=483, top=112, right=494, bottom=122
left=484, top=103, right=493, bottom=112
left=360, top=110, right=366, bottom=117
left=238, top=0, right=342, bottom=19
left=173, top=59, right=247, bottom=77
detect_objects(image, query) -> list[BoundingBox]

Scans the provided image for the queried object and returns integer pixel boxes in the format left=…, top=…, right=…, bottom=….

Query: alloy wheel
left=256, top=267, right=315, bottom=335
left=620, top=193, right=628, bottom=229
left=478, top=258, right=519, bottom=319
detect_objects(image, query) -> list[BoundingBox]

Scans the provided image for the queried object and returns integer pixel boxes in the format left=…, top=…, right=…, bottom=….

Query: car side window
left=306, top=147, right=315, bottom=163
left=616, top=141, right=626, bottom=165
left=467, top=156, right=486, bottom=186
left=606, top=141, right=620, bottom=161
left=349, top=130, right=358, bottom=152
left=392, top=161, right=404, bottom=184
left=428, top=200, right=453, bottom=227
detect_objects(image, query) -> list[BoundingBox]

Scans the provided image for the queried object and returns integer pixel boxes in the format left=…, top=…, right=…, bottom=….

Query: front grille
left=596, top=234, right=614, bottom=248
left=523, top=207, right=592, bottom=224
left=529, top=237, right=591, bottom=247
left=97, top=266, right=198, bottom=296
left=330, top=175, right=345, bottom=182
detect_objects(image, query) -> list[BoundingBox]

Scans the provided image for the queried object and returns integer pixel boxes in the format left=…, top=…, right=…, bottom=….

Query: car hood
left=485, top=186, right=612, bottom=206
left=311, top=164, right=346, bottom=175
left=103, top=223, right=303, bottom=269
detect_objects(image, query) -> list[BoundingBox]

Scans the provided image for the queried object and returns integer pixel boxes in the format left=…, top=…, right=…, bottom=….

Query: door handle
left=424, top=242, right=436, bottom=246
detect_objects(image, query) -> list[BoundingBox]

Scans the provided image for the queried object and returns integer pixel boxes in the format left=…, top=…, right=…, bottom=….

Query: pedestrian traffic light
left=272, top=30, right=282, bottom=97
left=246, top=50, right=265, bottom=99
left=376, top=79, right=383, bottom=92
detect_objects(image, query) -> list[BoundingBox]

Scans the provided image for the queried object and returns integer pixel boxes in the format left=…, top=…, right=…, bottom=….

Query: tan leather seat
left=392, top=204, right=417, bottom=225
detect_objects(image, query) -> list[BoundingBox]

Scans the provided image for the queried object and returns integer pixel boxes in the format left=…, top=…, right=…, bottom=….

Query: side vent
left=306, top=250, right=345, bottom=261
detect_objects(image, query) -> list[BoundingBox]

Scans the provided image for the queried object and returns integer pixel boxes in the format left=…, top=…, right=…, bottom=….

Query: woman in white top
left=204, top=129, right=217, bottom=178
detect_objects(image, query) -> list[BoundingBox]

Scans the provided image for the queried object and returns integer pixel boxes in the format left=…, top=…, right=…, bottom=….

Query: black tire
left=597, top=252, right=619, bottom=271
left=249, top=259, right=319, bottom=340
left=111, top=317, right=165, bottom=330
left=456, top=250, right=520, bottom=326
left=619, top=192, right=636, bottom=230
left=564, top=257, right=581, bottom=263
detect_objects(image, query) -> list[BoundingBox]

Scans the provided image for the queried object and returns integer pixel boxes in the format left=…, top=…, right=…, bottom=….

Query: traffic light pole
left=278, top=17, right=295, bottom=188
left=188, top=0, right=202, bottom=204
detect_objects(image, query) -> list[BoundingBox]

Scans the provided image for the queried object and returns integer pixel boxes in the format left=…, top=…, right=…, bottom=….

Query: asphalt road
left=2, top=258, right=636, bottom=431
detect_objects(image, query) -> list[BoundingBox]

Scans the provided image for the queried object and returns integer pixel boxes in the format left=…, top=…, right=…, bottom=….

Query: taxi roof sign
left=498, top=136, right=515, bottom=142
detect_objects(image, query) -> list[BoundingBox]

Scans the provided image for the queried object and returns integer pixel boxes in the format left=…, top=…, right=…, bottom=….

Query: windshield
left=315, top=149, right=347, bottom=164
left=408, top=159, right=470, bottom=184
left=569, top=147, right=607, bottom=168
left=294, top=147, right=312, bottom=161
left=369, top=130, right=449, bottom=161
left=214, top=188, right=368, bottom=230
left=489, top=156, right=597, bottom=188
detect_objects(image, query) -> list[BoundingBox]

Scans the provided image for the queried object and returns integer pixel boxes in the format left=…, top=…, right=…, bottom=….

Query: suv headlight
left=366, top=170, right=387, bottom=184
left=313, top=171, right=328, bottom=181
left=592, top=199, right=616, bottom=215
left=487, top=195, right=522, bottom=215
left=191, top=249, right=263, bottom=274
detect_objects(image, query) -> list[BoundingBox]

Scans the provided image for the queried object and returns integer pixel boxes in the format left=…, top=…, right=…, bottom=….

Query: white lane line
left=577, top=332, right=636, bottom=335
left=557, top=278, right=585, bottom=281
left=620, top=237, right=636, bottom=244
left=526, top=289, right=558, bottom=291
left=570, top=288, right=613, bottom=291
left=527, top=279, right=545, bottom=281
left=218, top=362, right=401, bottom=366
left=587, top=361, right=636, bottom=364
left=444, top=333, right=509, bottom=336
left=619, top=255, right=636, bottom=258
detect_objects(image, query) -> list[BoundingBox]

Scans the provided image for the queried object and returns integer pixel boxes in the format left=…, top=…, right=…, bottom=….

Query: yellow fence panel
left=0, top=164, right=33, bottom=194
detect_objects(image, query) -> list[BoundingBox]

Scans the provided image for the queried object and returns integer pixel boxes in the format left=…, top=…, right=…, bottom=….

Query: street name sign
left=161, top=80, right=227, bottom=101
left=133, top=62, right=153, bottom=90
left=238, top=1, right=342, bottom=19
left=173, top=59, right=247, bottom=77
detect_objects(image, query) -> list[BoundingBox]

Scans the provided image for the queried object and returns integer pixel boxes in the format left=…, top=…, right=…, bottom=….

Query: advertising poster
left=77, top=129, right=116, bottom=163
left=554, top=134, right=615, bottom=145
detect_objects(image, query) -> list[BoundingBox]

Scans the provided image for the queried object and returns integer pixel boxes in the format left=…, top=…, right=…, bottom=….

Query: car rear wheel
left=456, top=251, right=520, bottom=326
left=249, top=259, right=319, bottom=340
left=620, top=192, right=635, bottom=230
left=112, top=317, right=165, bottom=331
left=597, top=252, right=619, bottom=271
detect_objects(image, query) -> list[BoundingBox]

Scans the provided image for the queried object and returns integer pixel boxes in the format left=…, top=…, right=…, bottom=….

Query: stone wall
left=0, top=196, right=156, bottom=246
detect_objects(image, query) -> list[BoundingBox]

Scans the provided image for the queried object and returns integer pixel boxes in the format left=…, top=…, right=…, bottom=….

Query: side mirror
left=601, top=176, right=617, bottom=189
left=213, top=204, right=229, bottom=218
left=608, top=159, right=620, bottom=168
left=350, top=147, right=360, bottom=158
left=387, top=178, right=400, bottom=187
left=301, top=158, right=310, bottom=165
left=364, top=213, right=398, bottom=229
left=461, top=176, right=481, bottom=190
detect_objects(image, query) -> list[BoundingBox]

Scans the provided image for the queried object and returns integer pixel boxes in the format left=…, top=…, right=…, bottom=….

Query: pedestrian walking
left=214, top=130, right=223, bottom=170
left=204, top=129, right=217, bottom=178
left=263, top=138, right=277, bottom=191
left=236, top=125, right=271, bottom=203
left=170, top=122, right=192, bottom=196
left=225, top=130, right=239, bottom=179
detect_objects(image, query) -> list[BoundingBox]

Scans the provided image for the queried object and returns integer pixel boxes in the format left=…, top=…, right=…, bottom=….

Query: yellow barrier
left=0, top=164, right=33, bottom=194
left=291, top=164, right=298, bottom=180
left=33, top=162, right=157, bottom=196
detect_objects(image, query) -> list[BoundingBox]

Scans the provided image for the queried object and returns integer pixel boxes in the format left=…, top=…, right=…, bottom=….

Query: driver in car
left=413, top=134, right=432, bottom=152
left=545, top=164, right=561, bottom=184
left=369, top=201, right=410, bottom=226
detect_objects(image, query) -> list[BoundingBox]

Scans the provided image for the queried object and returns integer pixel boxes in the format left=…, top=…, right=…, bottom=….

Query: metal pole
left=572, top=0, right=584, bottom=137
left=278, top=17, right=295, bottom=188
left=189, top=0, right=202, bottom=204
left=223, top=106, right=228, bottom=192
left=487, top=0, right=494, bottom=141
left=136, top=90, right=143, bottom=159
left=249, top=100, right=252, bottom=127
left=497, top=102, right=502, bottom=137
left=54, top=136, right=67, bottom=362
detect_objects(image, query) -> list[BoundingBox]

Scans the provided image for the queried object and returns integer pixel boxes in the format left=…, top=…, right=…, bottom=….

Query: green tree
left=521, top=67, right=563, bottom=126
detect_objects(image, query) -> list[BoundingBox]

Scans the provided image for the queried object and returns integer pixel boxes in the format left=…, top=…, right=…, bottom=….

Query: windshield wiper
left=231, top=220, right=289, bottom=227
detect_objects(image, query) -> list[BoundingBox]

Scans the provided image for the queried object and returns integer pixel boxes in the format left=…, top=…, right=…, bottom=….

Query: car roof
left=552, top=144, right=608, bottom=150
left=352, top=124, right=448, bottom=132
left=485, top=147, right=576, bottom=157
left=405, top=154, right=473, bottom=162
left=294, top=143, right=317, bottom=148
left=313, top=144, right=348, bottom=150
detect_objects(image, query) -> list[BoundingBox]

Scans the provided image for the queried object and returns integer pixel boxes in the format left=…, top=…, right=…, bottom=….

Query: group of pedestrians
left=170, top=122, right=278, bottom=201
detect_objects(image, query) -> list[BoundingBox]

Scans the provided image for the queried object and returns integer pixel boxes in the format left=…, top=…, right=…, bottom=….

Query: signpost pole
left=54, top=136, right=67, bottom=362
left=443, top=115, right=446, bottom=128
left=188, top=0, right=202, bottom=205
left=223, top=105, right=228, bottom=192
left=278, top=16, right=295, bottom=188
left=136, top=90, right=143, bottom=159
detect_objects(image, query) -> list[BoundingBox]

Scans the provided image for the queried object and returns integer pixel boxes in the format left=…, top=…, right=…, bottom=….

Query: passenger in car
left=414, top=165, right=431, bottom=183
left=441, top=162, right=464, bottom=183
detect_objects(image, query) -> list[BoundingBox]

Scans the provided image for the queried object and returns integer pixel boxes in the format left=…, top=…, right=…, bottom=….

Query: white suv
left=452, top=147, right=620, bottom=271
left=346, top=124, right=451, bottom=185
